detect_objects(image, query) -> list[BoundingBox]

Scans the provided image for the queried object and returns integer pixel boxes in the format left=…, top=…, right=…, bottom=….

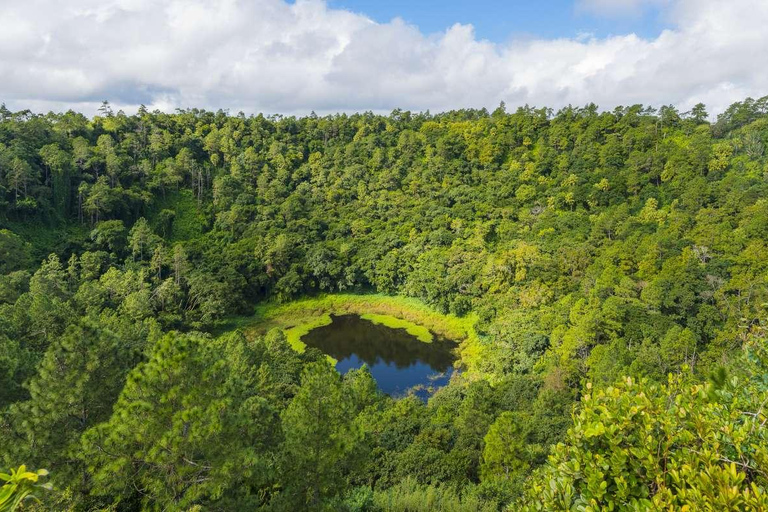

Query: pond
left=301, top=314, right=457, bottom=400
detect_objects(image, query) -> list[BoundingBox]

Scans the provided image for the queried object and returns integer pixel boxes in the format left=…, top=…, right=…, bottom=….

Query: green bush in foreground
left=521, top=335, right=768, bottom=511
left=0, top=466, right=51, bottom=512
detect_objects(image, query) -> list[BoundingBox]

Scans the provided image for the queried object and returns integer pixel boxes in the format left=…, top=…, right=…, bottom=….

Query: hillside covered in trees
left=2, top=97, right=768, bottom=510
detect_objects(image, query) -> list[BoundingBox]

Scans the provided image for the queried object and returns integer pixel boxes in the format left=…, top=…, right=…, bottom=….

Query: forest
left=2, top=96, right=768, bottom=510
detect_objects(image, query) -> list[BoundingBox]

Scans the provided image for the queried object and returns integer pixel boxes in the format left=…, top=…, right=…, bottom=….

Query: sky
left=325, top=0, right=669, bottom=41
left=0, top=0, right=766, bottom=117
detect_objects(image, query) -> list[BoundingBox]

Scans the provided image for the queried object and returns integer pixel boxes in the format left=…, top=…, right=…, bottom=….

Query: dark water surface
left=302, top=314, right=457, bottom=399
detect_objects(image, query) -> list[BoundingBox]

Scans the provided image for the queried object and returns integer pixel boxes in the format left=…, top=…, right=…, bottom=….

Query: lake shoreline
left=302, top=313, right=458, bottom=399
left=228, top=293, right=487, bottom=374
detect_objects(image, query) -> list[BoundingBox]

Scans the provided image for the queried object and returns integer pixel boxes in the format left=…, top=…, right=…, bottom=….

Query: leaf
left=0, top=485, right=14, bottom=504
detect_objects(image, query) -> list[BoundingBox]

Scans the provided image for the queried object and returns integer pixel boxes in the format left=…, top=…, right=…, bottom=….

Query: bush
left=521, top=337, right=768, bottom=510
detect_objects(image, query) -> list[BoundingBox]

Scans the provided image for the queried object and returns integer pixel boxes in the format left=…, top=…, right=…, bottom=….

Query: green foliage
left=2, top=319, right=148, bottom=488
left=245, top=293, right=481, bottom=370
left=148, top=190, right=206, bottom=242
left=2, top=98, right=768, bottom=509
left=127, top=217, right=159, bottom=261
left=278, top=360, right=360, bottom=509
left=521, top=336, right=768, bottom=510
left=0, top=466, right=51, bottom=512
left=481, top=412, right=533, bottom=481
left=369, top=477, right=497, bottom=512
left=80, top=331, right=284, bottom=510
left=0, top=230, right=31, bottom=274
left=90, top=219, right=126, bottom=255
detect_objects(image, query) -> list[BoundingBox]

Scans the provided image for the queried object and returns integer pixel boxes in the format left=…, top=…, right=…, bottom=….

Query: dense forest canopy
left=2, top=96, right=768, bottom=510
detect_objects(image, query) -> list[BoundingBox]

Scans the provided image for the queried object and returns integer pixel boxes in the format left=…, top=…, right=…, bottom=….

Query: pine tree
left=128, top=217, right=157, bottom=261
left=82, top=331, right=281, bottom=509
left=481, top=412, right=531, bottom=481
left=279, top=361, right=359, bottom=509
left=1, top=322, right=129, bottom=492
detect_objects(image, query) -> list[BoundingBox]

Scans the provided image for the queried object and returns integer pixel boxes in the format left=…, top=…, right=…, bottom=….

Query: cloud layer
left=1, top=0, right=766, bottom=116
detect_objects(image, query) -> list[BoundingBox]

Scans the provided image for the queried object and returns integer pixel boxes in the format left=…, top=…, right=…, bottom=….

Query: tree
left=6, top=157, right=36, bottom=203
left=90, top=220, right=126, bottom=255
left=279, top=361, right=359, bottom=509
left=96, top=134, right=120, bottom=187
left=2, top=322, right=134, bottom=491
left=0, top=230, right=31, bottom=274
left=172, top=244, right=188, bottom=286
left=0, top=333, right=34, bottom=407
left=82, top=331, right=281, bottom=510
left=97, top=100, right=113, bottom=117
left=149, top=245, right=166, bottom=280
left=157, top=208, right=176, bottom=237
left=521, top=345, right=768, bottom=511
left=128, top=217, right=158, bottom=261
left=481, top=412, right=531, bottom=481
left=39, top=143, right=72, bottom=214
left=71, top=137, right=92, bottom=177
left=689, top=103, right=709, bottom=124
left=83, top=176, right=111, bottom=225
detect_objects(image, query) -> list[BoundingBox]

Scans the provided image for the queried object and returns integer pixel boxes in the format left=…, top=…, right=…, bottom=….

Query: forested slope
left=1, top=97, right=768, bottom=510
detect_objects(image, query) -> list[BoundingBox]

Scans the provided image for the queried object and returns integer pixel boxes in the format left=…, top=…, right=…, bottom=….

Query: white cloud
left=0, top=0, right=766, bottom=116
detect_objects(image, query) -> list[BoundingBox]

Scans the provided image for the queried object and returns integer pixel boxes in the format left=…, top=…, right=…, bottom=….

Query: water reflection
left=302, top=314, right=457, bottom=399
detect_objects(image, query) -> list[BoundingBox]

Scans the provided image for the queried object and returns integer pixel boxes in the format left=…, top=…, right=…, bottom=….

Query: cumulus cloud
left=0, top=0, right=766, bottom=116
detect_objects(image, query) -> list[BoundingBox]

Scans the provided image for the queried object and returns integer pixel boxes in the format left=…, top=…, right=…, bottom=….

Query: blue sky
left=326, top=0, right=670, bottom=42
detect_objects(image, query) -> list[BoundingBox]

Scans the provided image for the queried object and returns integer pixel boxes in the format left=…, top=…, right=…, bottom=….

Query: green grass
left=284, top=314, right=333, bottom=352
left=248, top=293, right=475, bottom=338
left=360, top=313, right=433, bottom=343
left=234, top=293, right=487, bottom=373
